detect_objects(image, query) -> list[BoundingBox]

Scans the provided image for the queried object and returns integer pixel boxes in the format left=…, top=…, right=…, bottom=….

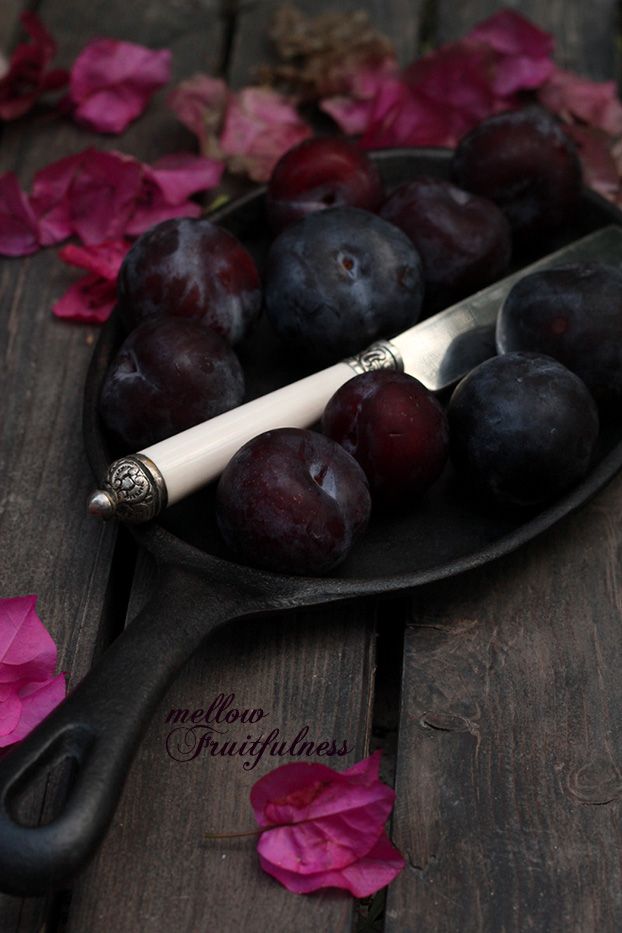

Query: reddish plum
left=100, top=317, right=244, bottom=450
left=448, top=352, right=599, bottom=508
left=496, top=262, right=622, bottom=402
left=380, top=177, right=512, bottom=310
left=216, top=428, right=371, bottom=575
left=451, top=107, right=582, bottom=235
left=117, top=217, right=261, bottom=342
left=264, top=207, right=424, bottom=363
left=266, top=137, right=384, bottom=232
left=323, top=371, right=448, bottom=503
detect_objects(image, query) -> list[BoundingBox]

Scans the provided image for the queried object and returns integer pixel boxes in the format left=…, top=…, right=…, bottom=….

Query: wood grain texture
left=435, top=0, right=619, bottom=78
left=386, top=475, right=622, bottom=932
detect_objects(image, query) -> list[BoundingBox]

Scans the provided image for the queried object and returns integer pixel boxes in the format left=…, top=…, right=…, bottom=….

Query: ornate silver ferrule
left=344, top=339, right=404, bottom=376
left=87, top=454, right=168, bottom=524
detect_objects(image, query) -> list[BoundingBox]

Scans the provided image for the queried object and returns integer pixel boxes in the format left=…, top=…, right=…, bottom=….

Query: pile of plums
left=99, top=107, right=621, bottom=575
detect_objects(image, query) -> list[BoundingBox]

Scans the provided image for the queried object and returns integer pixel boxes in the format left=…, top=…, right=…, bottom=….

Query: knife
left=87, top=224, right=622, bottom=524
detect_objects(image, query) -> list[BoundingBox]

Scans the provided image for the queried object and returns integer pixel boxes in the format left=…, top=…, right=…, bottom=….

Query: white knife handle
left=87, top=340, right=403, bottom=522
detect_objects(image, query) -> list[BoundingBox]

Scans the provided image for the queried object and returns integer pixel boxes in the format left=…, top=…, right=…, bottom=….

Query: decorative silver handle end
left=87, top=454, right=167, bottom=524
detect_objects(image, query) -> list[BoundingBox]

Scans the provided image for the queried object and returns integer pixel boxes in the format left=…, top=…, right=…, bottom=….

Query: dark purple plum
left=322, top=371, right=449, bottom=503
left=448, top=352, right=599, bottom=508
left=266, top=137, right=384, bottom=232
left=117, top=217, right=261, bottom=342
left=264, top=207, right=424, bottom=364
left=451, top=107, right=582, bottom=235
left=216, top=428, right=371, bottom=575
left=100, top=317, right=245, bottom=450
left=380, top=177, right=512, bottom=310
left=496, top=262, right=622, bottom=402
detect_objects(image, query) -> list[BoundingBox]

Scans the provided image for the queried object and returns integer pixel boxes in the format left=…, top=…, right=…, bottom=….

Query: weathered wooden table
left=1, top=1, right=621, bottom=931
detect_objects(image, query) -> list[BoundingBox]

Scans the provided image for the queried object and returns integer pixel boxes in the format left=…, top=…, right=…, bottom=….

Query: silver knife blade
left=392, top=224, right=622, bottom=391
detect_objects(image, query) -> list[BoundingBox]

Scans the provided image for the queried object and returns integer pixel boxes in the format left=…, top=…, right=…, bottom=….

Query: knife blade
left=88, top=224, right=622, bottom=523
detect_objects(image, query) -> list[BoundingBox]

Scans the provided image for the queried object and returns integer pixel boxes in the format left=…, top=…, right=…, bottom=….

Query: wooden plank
left=386, top=475, right=622, bottom=932
left=0, top=1, right=220, bottom=930
left=0, top=1, right=26, bottom=55
left=435, top=0, right=619, bottom=78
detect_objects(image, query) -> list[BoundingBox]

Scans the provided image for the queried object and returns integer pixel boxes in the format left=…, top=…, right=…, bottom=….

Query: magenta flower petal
left=358, top=76, right=456, bottom=150
left=69, top=39, right=172, bottom=134
left=30, top=151, right=84, bottom=246
left=0, top=172, right=40, bottom=256
left=0, top=686, right=22, bottom=737
left=149, top=153, right=224, bottom=204
left=0, top=595, right=56, bottom=683
left=0, top=674, right=66, bottom=748
left=52, top=273, right=118, bottom=323
left=252, top=752, right=396, bottom=874
left=0, top=596, right=66, bottom=748
left=167, top=74, right=229, bottom=154
left=52, top=239, right=130, bottom=324
left=0, top=12, right=68, bottom=121
left=219, top=87, right=311, bottom=182
left=125, top=154, right=222, bottom=237
left=539, top=67, right=622, bottom=136
left=320, top=95, right=374, bottom=135
left=259, top=830, right=405, bottom=897
left=469, top=9, right=553, bottom=60
left=567, top=125, right=620, bottom=200
left=58, top=239, right=130, bottom=279
left=69, top=149, right=143, bottom=244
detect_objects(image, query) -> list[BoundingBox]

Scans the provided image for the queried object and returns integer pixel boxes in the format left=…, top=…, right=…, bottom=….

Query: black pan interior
left=85, top=149, right=622, bottom=593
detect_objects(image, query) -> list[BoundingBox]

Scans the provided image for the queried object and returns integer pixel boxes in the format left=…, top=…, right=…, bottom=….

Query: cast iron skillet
left=1, top=149, right=622, bottom=897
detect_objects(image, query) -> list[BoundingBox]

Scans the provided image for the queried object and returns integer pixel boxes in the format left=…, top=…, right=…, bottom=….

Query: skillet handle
left=0, top=564, right=245, bottom=896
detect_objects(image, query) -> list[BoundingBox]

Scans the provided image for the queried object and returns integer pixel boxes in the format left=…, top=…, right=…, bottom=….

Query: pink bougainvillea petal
left=69, top=149, right=143, bottom=244
left=259, top=830, right=405, bottom=897
left=320, top=95, right=374, bottom=135
left=0, top=596, right=66, bottom=748
left=52, top=273, right=118, bottom=323
left=167, top=74, right=229, bottom=155
left=69, top=39, right=172, bottom=134
left=52, top=239, right=130, bottom=323
left=0, top=172, right=40, bottom=256
left=0, top=595, right=56, bottom=681
left=219, top=87, right=311, bottom=182
left=405, top=43, right=498, bottom=139
left=0, top=686, right=22, bottom=737
left=320, top=63, right=399, bottom=134
left=59, top=239, right=130, bottom=279
left=468, top=9, right=554, bottom=95
left=251, top=751, right=384, bottom=826
left=149, top=153, right=224, bottom=204
left=566, top=125, right=620, bottom=200
left=538, top=67, right=622, bottom=136
left=30, top=151, right=84, bottom=246
left=358, top=76, right=456, bottom=149
left=252, top=752, right=396, bottom=875
left=125, top=153, right=223, bottom=236
left=0, top=674, right=66, bottom=748
left=0, top=12, right=68, bottom=120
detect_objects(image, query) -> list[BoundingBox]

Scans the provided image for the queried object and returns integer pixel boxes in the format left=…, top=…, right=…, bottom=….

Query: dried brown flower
left=257, top=4, right=396, bottom=100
